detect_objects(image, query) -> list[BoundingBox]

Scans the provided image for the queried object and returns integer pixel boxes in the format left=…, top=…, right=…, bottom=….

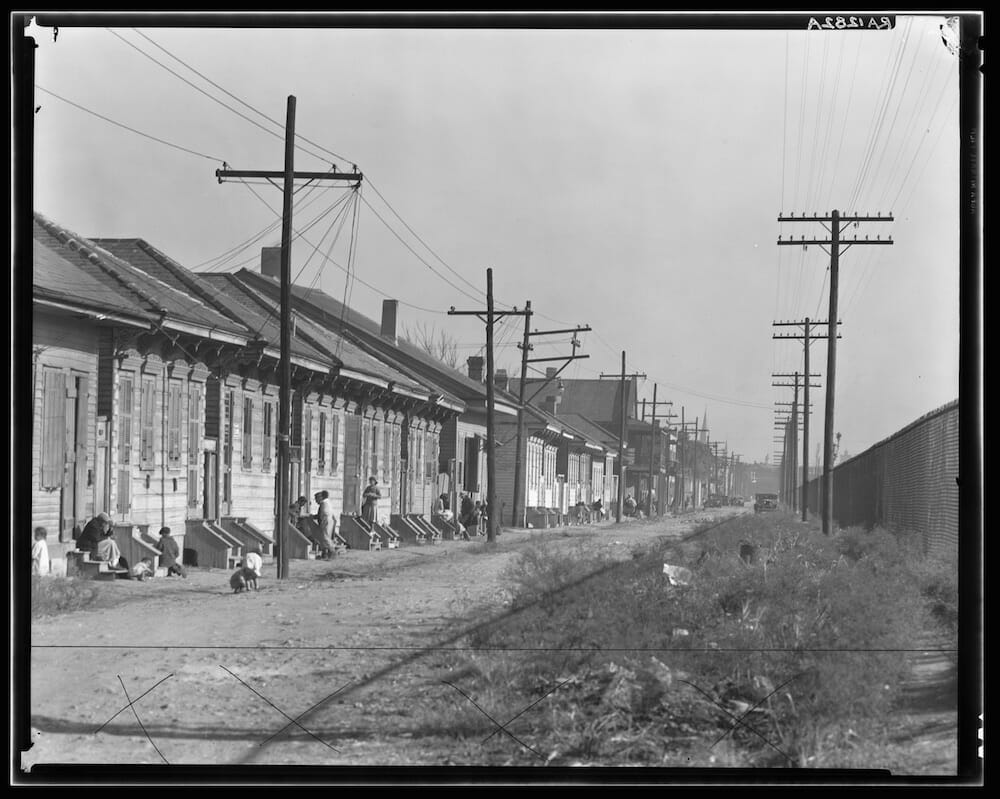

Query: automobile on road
left=754, top=493, right=778, bottom=513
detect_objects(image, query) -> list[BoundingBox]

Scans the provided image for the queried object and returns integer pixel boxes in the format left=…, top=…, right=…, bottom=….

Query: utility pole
left=511, top=301, right=532, bottom=529
left=448, top=272, right=530, bottom=543
left=642, top=385, right=673, bottom=516
left=774, top=371, right=819, bottom=512
left=778, top=210, right=893, bottom=533
left=600, top=355, right=645, bottom=523
left=216, top=96, right=362, bottom=579
left=512, top=321, right=591, bottom=527
left=774, top=318, right=837, bottom=520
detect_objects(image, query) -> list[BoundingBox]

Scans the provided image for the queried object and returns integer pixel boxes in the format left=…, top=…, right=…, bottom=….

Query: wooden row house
left=230, top=267, right=517, bottom=527
left=31, top=215, right=464, bottom=572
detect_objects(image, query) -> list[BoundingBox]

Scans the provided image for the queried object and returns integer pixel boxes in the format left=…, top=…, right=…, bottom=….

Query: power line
left=105, top=28, right=332, bottom=167
left=34, top=85, right=226, bottom=163
left=129, top=28, right=353, bottom=166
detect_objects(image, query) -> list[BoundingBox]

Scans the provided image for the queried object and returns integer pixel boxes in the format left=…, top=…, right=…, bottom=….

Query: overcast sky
left=26, top=13, right=968, bottom=465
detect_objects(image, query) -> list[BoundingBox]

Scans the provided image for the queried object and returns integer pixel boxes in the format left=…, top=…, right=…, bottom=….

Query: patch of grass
left=445, top=513, right=952, bottom=767
left=31, top=575, right=101, bottom=618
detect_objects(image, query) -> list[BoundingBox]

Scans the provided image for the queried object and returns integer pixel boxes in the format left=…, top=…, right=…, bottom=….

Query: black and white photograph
left=13, top=10, right=982, bottom=785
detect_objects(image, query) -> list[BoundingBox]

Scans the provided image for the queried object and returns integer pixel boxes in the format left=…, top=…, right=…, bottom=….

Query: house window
left=39, top=368, right=66, bottom=490
left=318, top=412, right=327, bottom=473
left=330, top=414, right=339, bottom=471
left=242, top=396, right=254, bottom=470
left=187, top=384, right=202, bottom=508
left=140, top=377, right=156, bottom=469
left=116, top=376, right=134, bottom=516
left=371, top=421, right=379, bottom=477
left=167, top=381, right=182, bottom=468
left=262, top=400, right=274, bottom=472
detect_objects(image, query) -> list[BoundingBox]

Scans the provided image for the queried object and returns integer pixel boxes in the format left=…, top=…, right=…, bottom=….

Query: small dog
left=230, top=568, right=252, bottom=594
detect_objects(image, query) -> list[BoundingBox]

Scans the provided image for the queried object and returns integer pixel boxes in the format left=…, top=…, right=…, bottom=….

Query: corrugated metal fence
left=805, top=400, right=959, bottom=557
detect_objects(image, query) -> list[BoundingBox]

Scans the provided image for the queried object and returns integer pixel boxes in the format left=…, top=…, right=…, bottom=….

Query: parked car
left=705, top=494, right=725, bottom=508
left=754, top=493, right=778, bottom=513
left=732, top=496, right=745, bottom=507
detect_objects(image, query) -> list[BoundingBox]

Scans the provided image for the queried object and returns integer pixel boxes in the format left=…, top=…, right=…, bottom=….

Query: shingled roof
left=32, top=214, right=248, bottom=340
left=231, top=268, right=514, bottom=413
left=509, top=377, right=639, bottom=426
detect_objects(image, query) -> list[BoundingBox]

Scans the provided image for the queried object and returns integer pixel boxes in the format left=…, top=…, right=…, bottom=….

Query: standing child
left=31, top=527, right=50, bottom=576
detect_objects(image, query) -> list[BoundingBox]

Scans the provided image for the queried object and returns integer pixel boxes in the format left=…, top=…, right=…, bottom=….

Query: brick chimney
left=494, top=368, right=509, bottom=392
left=261, top=246, right=281, bottom=278
left=380, top=299, right=398, bottom=344
left=467, top=356, right=484, bottom=383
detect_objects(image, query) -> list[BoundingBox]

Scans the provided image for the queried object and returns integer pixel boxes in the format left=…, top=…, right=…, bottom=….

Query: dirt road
left=26, top=512, right=723, bottom=770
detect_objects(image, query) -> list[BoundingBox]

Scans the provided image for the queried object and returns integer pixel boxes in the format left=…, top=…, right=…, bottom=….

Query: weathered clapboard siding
left=31, top=310, right=99, bottom=540
left=225, top=377, right=279, bottom=537
left=110, top=351, right=193, bottom=541
left=302, top=393, right=346, bottom=517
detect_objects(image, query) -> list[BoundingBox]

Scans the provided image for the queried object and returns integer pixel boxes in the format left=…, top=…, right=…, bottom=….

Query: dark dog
left=230, top=568, right=249, bottom=594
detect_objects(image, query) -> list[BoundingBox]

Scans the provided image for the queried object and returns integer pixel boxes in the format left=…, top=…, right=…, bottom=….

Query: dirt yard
left=23, top=509, right=957, bottom=774
left=25, top=512, right=721, bottom=769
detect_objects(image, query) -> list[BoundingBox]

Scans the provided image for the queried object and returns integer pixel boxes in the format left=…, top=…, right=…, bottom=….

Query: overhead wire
left=34, top=84, right=226, bottom=163
left=128, top=27, right=353, bottom=165
left=106, top=28, right=333, bottom=167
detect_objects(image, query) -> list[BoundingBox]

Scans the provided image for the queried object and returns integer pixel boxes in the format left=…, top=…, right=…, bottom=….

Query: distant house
left=496, top=370, right=617, bottom=527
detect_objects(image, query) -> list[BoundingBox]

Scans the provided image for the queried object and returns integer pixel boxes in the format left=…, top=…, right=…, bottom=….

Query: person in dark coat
left=459, top=493, right=476, bottom=541
left=155, top=527, right=187, bottom=577
left=361, top=477, right=381, bottom=523
left=76, top=512, right=113, bottom=555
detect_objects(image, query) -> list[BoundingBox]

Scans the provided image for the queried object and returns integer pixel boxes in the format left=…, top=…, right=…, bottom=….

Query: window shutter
left=303, top=407, right=312, bottom=471
left=40, top=369, right=66, bottom=489
left=242, top=396, right=254, bottom=470
left=262, top=401, right=273, bottom=472
left=168, top=383, right=182, bottom=467
left=318, top=411, right=326, bottom=473
left=330, top=414, right=339, bottom=471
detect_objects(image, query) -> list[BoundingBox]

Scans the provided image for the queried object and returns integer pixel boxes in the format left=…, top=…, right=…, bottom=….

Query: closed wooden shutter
left=330, top=414, right=339, bottom=471
left=303, top=407, right=312, bottom=471
left=262, top=400, right=274, bottom=472
left=318, top=411, right=326, bottom=473
left=187, top=385, right=201, bottom=508
left=242, top=396, right=254, bottom=470
left=167, top=382, right=182, bottom=467
left=117, top=376, right=134, bottom=516
left=40, top=369, right=66, bottom=490
left=140, top=377, right=156, bottom=469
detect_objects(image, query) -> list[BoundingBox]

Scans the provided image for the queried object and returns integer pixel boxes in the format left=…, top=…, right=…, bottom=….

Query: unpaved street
left=26, top=513, right=721, bottom=769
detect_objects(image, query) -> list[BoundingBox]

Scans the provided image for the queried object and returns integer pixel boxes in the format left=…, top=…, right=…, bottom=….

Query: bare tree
left=402, top=321, right=460, bottom=369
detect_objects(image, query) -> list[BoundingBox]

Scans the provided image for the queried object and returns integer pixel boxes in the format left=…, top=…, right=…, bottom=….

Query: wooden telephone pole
left=641, top=385, right=674, bottom=516
left=216, top=96, right=362, bottom=579
left=448, top=270, right=529, bottom=543
left=774, top=318, right=837, bottom=520
left=511, top=321, right=591, bottom=527
left=778, top=210, right=893, bottom=533
left=600, top=355, right=645, bottom=523
left=773, top=371, right=820, bottom=511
